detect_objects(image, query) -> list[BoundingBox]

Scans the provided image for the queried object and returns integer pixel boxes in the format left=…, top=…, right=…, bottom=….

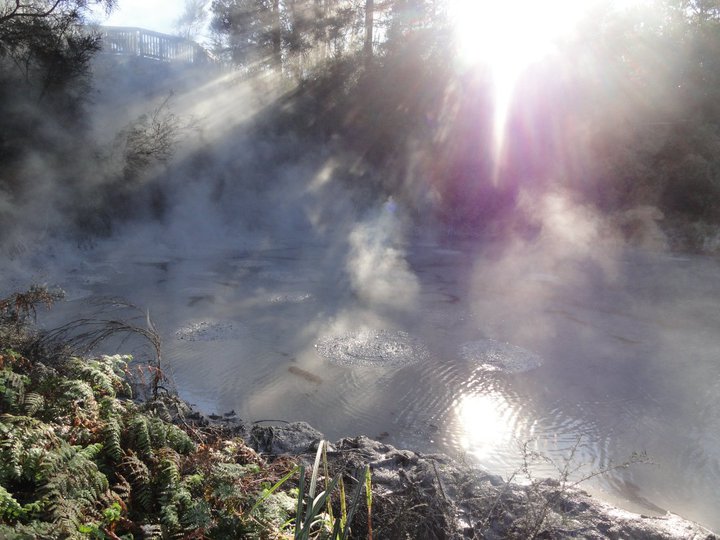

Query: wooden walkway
left=99, top=26, right=212, bottom=64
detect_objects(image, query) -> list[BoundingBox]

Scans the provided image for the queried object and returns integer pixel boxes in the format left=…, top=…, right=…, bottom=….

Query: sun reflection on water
left=455, top=390, right=518, bottom=461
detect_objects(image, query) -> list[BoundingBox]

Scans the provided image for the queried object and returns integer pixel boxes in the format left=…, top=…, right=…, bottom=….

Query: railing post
left=99, top=26, right=213, bottom=66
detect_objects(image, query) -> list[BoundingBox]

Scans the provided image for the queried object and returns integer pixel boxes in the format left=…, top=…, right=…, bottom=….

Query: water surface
left=25, top=239, right=720, bottom=531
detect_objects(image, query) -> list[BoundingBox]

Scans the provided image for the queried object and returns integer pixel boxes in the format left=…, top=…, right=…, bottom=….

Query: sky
left=89, top=0, right=185, bottom=35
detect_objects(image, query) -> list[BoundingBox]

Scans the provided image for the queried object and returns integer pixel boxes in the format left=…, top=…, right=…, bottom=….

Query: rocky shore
left=186, top=402, right=717, bottom=540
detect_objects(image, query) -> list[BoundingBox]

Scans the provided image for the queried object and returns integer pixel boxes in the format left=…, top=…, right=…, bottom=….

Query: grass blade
left=308, top=440, right=325, bottom=501
left=250, top=465, right=301, bottom=515
left=341, top=470, right=366, bottom=540
left=323, top=440, right=334, bottom=523
left=294, top=465, right=306, bottom=539
left=365, top=465, right=373, bottom=540
left=299, top=476, right=340, bottom=539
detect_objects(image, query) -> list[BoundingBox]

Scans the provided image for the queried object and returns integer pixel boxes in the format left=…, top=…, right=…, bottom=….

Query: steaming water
left=316, top=329, right=430, bottom=367
left=13, top=239, right=720, bottom=531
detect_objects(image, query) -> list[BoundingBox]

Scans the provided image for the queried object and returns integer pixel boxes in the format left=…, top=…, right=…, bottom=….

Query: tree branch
left=0, top=0, right=65, bottom=24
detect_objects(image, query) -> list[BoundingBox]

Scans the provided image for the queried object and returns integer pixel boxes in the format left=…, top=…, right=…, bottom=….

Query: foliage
left=40, top=299, right=165, bottom=399
left=117, top=95, right=189, bottom=182
left=269, top=440, right=371, bottom=540
left=0, top=296, right=378, bottom=539
left=210, top=0, right=720, bottom=248
left=0, top=0, right=115, bottom=107
left=472, top=439, right=652, bottom=539
left=0, top=286, right=65, bottom=327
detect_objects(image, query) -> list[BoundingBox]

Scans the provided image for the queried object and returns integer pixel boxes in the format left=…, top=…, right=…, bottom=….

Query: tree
left=211, top=0, right=285, bottom=71
left=0, top=0, right=115, bottom=102
left=175, top=0, right=210, bottom=41
left=211, top=0, right=372, bottom=75
left=364, top=0, right=373, bottom=60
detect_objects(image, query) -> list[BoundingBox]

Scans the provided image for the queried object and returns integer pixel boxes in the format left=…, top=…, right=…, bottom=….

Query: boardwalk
left=99, top=26, right=212, bottom=64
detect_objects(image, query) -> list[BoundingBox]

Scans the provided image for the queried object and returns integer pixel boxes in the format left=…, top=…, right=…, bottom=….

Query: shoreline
left=181, top=398, right=717, bottom=539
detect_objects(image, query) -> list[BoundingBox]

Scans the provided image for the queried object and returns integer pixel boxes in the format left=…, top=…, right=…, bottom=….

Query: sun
left=448, top=0, right=587, bottom=165
left=449, top=0, right=586, bottom=68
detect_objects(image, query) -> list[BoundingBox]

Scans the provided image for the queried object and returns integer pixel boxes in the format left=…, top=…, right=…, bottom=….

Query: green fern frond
left=157, top=457, right=180, bottom=503
left=160, top=501, right=182, bottom=534
left=37, top=440, right=109, bottom=527
left=0, top=431, right=24, bottom=483
left=98, top=395, right=128, bottom=420
left=61, top=378, right=95, bottom=402
left=51, top=498, right=83, bottom=537
left=100, top=355, right=133, bottom=384
left=0, top=521, right=54, bottom=538
left=79, top=443, right=104, bottom=461
left=147, top=416, right=167, bottom=448
left=58, top=379, right=98, bottom=421
left=102, top=418, right=123, bottom=462
left=0, top=484, right=25, bottom=522
left=147, top=399, right=172, bottom=422
left=130, top=416, right=152, bottom=459
left=179, top=496, right=212, bottom=531
left=121, top=452, right=153, bottom=513
left=70, top=358, right=116, bottom=397
left=165, top=423, right=194, bottom=454
left=0, top=369, right=28, bottom=412
left=0, top=415, right=59, bottom=484
left=21, top=393, right=44, bottom=417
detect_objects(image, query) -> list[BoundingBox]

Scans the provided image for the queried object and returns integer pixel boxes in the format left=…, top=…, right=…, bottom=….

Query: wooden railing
left=99, top=26, right=212, bottom=64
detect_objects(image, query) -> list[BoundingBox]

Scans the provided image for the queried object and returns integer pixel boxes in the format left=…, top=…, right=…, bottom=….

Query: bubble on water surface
left=268, top=292, right=314, bottom=304
left=175, top=320, right=246, bottom=342
left=460, top=339, right=542, bottom=373
left=316, top=329, right=429, bottom=367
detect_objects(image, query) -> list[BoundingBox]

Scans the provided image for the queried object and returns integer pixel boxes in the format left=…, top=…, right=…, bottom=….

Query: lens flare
left=448, top=0, right=586, bottom=172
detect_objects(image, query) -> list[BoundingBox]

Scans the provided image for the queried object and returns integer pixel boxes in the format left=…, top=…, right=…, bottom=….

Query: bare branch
left=0, top=0, right=64, bottom=24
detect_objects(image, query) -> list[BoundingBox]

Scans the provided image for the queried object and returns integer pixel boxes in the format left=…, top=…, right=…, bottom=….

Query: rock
left=171, top=397, right=715, bottom=539
left=248, top=421, right=324, bottom=455
left=258, top=425, right=716, bottom=540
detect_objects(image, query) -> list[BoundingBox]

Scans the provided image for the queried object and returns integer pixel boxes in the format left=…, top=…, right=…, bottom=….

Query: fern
left=0, top=424, right=24, bottom=483
left=0, top=343, right=309, bottom=539
left=0, top=483, right=25, bottom=522
left=22, top=392, right=44, bottom=417
left=0, top=369, right=28, bottom=412
left=69, top=357, right=118, bottom=398
left=102, top=417, right=123, bottom=462
left=79, top=442, right=104, bottom=461
left=60, top=378, right=96, bottom=404
left=112, top=472, right=132, bottom=505
left=179, top=495, right=212, bottom=531
left=157, top=457, right=180, bottom=499
left=121, top=452, right=153, bottom=513
left=147, top=416, right=168, bottom=448
left=165, top=423, right=194, bottom=454
left=38, top=442, right=110, bottom=523
left=160, top=502, right=182, bottom=535
left=130, top=416, right=152, bottom=459
left=147, top=399, right=172, bottom=422
left=62, top=355, right=132, bottom=401
left=140, top=522, right=163, bottom=539
left=0, top=521, right=55, bottom=538
left=49, top=498, right=84, bottom=538
left=57, top=379, right=98, bottom=424
left=100, top=355, right=134, bottom=397
left=0, top=415, right=59, bottom=484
